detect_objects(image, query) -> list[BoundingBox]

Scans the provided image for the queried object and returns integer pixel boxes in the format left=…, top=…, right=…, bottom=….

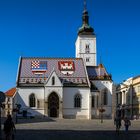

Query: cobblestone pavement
left=2, top=118, right=140, bottom=140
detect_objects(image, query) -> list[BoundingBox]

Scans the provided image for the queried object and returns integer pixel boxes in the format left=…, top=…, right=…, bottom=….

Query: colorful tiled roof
left=86, top=64, right=112, bottom=80
left=5, top=87, right=16, bottom=97
left=17, top=57, right=89, bottom=87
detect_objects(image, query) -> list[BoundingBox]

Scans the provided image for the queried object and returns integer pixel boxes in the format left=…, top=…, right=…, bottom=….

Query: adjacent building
left=115, top=76, right=140, bottom=119
left=4, top=87, right=16, bottom=116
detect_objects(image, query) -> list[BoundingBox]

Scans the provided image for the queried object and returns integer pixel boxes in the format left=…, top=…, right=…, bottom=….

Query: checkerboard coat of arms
left=58, top=61, right=75, bottom=75
left=31, top=60, right=47, bottom=75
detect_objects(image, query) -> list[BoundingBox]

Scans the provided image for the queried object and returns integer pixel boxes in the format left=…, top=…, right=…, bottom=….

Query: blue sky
left=0, top=0, right=140, bottom=92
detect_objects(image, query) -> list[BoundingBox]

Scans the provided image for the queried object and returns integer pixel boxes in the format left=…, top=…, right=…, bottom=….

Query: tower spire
left=78, top=0, right=94, bottom=35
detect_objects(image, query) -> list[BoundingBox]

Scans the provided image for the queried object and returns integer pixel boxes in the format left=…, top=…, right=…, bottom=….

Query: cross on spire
left=84, top=0, right=87, bottom=11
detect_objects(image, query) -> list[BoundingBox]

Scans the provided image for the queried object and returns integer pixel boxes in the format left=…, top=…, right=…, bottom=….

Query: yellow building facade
left=115, top=76, right=140, bottom=119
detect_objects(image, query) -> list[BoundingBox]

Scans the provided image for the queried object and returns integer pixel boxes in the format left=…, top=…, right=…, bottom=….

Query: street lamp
left=99, top=107, right=105, bottom=123
left=13, top=103, right=21, bottom=123
left=99, top=90, right=105, bottom=123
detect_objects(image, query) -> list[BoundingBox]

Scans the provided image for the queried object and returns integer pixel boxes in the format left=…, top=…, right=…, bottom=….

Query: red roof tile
left=5, top=87, right=16, bottom=97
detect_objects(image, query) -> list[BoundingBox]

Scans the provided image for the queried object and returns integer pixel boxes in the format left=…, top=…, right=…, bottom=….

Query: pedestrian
left=124, top=117, right=131, bottom=132
left=3, top=114, right=16, bottom=140
left=114, top=117, right=122, bottom=134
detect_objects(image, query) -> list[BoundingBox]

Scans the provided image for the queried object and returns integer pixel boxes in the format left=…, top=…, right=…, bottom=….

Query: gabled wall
left=63, top=87, right=90, bottom=119
left=15, top=87, right=45, bottom=116
left=91, top=80, right=113, bottom=118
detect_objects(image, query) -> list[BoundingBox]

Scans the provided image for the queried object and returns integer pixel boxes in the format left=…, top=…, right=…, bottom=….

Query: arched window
left=85, top=44, right=90, bottom=53
left=103, top=90, right=108, bottom=105
left=52, top=76, right=55, bottom=85
left=92, top=96, right=95, bottom=108
left=86, top=57, right=90, bottom=62
left=74, top=94, right=81, bottom=108
left=29, top=94, right=36, bottom=107
left=86, top=44, right=89, bottom=49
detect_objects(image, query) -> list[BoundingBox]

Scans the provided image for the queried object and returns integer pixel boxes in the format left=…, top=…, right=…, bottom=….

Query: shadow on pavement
left=6, top=130, right=140, bottom=140
left=13, top=116, right=56, bottom=124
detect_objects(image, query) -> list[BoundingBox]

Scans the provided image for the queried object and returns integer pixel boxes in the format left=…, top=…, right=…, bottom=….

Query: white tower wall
left=75, top=35, right=97, bottom=66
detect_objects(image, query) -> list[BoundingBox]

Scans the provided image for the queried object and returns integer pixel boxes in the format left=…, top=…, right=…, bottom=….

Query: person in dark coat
left=114, top=117, right=122, bottom=133
left=3, top=115, right=16, bottom=140
left=124, top=117, right=131, bottom=132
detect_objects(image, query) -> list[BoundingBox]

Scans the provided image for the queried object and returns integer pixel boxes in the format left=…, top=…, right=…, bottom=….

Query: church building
left=14, top=4, right=113, bottom=119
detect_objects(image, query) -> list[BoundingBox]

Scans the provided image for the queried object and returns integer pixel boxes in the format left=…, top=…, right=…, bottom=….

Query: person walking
left=3, top=115, right=16, bottom=140
left=114, top=117, right=122, bottom=134
left=124, top=117, right=131, bottom=132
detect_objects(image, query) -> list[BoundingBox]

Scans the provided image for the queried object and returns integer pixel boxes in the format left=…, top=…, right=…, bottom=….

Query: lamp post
left=99, top=90, right=105, bottom=123
left=99, top=106, right=105, bottom=123
left=13, top=103, right=21, bottom=124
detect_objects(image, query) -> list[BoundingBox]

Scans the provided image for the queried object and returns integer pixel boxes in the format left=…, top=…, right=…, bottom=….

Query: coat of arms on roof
left=58, top=61, right=75, bottom=75
left=31, top=60, right=47, bottom=75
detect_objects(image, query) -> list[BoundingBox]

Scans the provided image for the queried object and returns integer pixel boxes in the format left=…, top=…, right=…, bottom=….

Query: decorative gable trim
left=44, top=68, right=63, bottom=87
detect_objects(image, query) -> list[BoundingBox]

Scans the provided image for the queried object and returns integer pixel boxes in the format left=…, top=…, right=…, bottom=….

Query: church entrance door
left=48, top=92, right=59, bottom=117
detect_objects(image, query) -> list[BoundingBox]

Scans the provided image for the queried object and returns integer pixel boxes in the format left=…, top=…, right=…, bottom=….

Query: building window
left=119, top=92, right=122, bottom=104
left=116, top=93, right=119, bottom=105
left=7, top=98, right=10, bottom=102
left=74, top=94, right=81, bottom=108
left=29, top=94, right=36, bottom=107
left=7, top=104, right=10, bottom=109
left=103, top=90, right=108, bottom=105
left=85, top=44, right=90, bottom=53
left=92, top=96, right=95, bottom=108
left=52, top=76, right=55, bottom=85
left=86, top=57, right=90, bottom=62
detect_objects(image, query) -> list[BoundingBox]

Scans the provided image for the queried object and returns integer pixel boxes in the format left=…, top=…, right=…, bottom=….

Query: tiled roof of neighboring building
left=5, top=87, right=16, bottom=97
left=17, top=57, right=89, bottom=87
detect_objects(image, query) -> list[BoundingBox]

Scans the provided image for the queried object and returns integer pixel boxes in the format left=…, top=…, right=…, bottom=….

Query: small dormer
left=45, top=70, right=62, bottom=87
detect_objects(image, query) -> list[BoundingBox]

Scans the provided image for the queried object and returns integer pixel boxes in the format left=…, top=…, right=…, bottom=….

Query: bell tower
left=75, top=0, right=97, bottom=66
